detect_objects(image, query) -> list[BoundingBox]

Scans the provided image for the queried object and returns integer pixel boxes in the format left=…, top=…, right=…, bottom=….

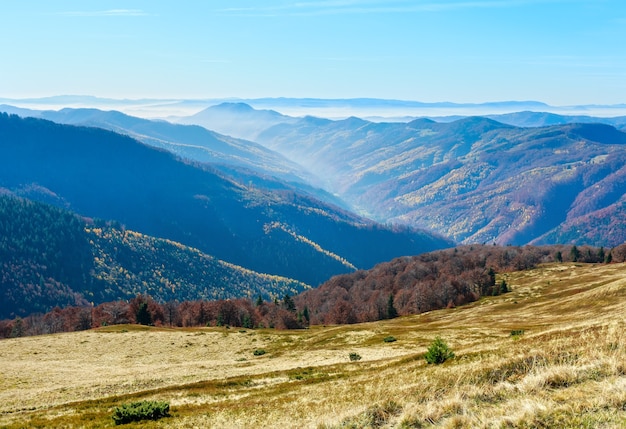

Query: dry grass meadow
left=1, top=262, right=625, bottom=428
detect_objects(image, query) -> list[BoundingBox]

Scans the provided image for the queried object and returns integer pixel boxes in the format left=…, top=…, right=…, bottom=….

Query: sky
left=1, top=0, right=626, bottom=106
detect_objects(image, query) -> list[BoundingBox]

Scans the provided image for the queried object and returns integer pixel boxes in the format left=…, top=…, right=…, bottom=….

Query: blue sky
left=1, top=0, right=625, bottom=105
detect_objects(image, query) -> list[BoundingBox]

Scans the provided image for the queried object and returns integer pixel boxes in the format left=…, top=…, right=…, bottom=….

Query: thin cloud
left=216, top=0, right=582, bottom=16
left=58, top=9, right=148, bottom=17
left=313, top=56, right=397, bottom=62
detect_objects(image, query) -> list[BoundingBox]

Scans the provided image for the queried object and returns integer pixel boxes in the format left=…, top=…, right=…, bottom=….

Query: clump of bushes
left=349, top=352, right=362, bottom=361
left=510, top=329, right=525, bottom=337
left=424, top=337, right=455, bottom=365
left=112, top=400, right=170, bottom=425
left=383, top=336, right=397, bottom=343
left=253, top=349, right=266, bottom=356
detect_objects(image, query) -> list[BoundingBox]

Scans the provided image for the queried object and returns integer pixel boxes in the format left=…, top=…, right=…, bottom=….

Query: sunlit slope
left=1, top=262, right=625, bottom=428
left=259, top=116, right=626, bottom=246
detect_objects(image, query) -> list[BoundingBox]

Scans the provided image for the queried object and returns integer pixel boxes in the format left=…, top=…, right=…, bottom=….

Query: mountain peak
left=213, top=102, right=255, bottom=112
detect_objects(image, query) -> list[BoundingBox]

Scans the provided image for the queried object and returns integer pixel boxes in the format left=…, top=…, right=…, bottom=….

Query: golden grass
left=1, top=262, right=625, bottom=428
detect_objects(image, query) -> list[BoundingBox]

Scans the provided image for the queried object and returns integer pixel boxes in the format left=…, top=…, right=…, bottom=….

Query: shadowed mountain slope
left=0, top=113, right=451, bottom=286
left=0, top=105, right=346, bottom=210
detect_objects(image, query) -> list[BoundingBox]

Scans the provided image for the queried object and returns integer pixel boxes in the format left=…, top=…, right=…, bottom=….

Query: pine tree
left=283, top=294, right=296, bottom=312
left=425, top=337, right=455, bottom=364
left=386, top=294, right=398, bottom=319
left=242, top=313, right=252, bottom=329
left=555, top=251, right=563, bottom=263
left=135, top=302, right=152, bottom=326
left=487, top=268, right=496, bottom=286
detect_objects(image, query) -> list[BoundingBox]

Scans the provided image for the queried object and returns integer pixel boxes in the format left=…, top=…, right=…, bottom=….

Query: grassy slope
left=0, top=263, right=625, bottom=428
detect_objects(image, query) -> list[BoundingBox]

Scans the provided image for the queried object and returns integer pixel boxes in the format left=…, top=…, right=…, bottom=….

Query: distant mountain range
left=0, top=113, right=451, bottom=288
left=486, top=111, right=626, bottom=130
left=3, top=95, right=626, bottom=119
left=3, top=101, right=626, bottom=249
left=172, top=101, right=626, bottom=247
left=0, top=104, right=309, bottom=182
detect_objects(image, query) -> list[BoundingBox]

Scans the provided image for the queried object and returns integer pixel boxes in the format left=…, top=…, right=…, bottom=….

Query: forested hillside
left=0, top=113, right=451, bottom=286
left=295, top=243, right=624, bottom=325
left=0, top=196, right=91, bottom=318
left=257, top=115, right=626, bottom=246
left=0, top=197, right=308, bottom=319
left=5, top=234, right=625, bottom=338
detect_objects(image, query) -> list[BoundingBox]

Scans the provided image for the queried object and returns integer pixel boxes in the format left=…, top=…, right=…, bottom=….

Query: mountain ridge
left=256, top=114, right=626, bottom=246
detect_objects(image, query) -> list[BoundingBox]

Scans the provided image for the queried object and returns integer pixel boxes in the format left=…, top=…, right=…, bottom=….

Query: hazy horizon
left=3, top=94, right=626, bottom=120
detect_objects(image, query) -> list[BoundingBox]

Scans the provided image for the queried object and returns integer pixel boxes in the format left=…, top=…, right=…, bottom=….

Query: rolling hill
left=0, top=113, right=451, bottom=286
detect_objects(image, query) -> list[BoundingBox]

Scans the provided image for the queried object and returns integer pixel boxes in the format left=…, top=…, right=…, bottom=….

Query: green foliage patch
left=349, top=352, right=362, bottom=361
left=424, top=337, right=455, bottom=365
left=112, top=400, right=170, bottom=425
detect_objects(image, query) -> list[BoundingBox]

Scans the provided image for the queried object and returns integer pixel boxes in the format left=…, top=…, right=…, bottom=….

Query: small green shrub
left=349, top=352, right=362, bottom=361
left=510, top=329, right=525, bottom=337
left=383, top=336, right=397, bottom=343
left=424, top=337, right=455, bottom=365
left=112, top=400, right=170, bottom=425
left=253, top=349, right=266, bottom=356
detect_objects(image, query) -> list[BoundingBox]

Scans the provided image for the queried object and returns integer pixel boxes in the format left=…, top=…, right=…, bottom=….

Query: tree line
left=0, top=294, right=308, bottom=338
left=2, top=243, right=624, bottom=339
